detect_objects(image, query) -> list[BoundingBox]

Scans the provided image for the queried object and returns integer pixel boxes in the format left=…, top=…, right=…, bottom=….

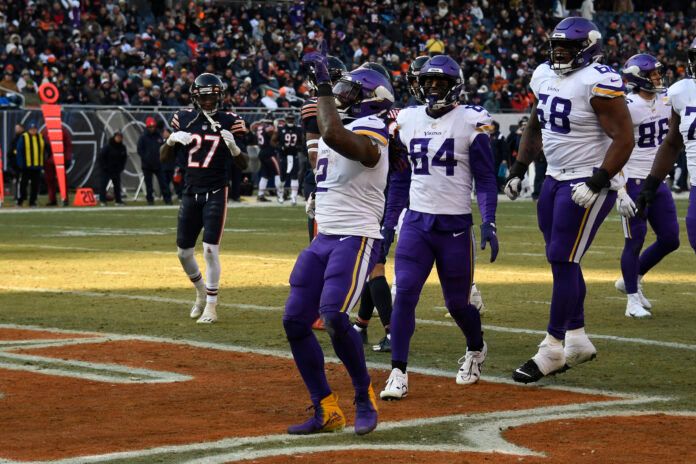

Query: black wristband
left=508, top=160, right=529, bottom=179
left=586, top=168, right=611, bottom=192
left=642, top=174, right=661, bottom=192
left=317, top=84, right=333, bottom=97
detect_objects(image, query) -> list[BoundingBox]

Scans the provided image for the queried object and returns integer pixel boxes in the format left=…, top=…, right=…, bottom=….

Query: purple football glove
left=302, top=40, right=331, bottom=85
left=480, top=222, right=498, bottom=263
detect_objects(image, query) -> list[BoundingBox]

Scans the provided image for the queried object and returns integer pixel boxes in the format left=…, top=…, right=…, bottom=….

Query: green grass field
left=1, top=199, right=695, bottom=462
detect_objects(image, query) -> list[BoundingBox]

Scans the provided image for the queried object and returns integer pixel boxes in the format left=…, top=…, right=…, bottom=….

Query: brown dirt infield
left=0, top=328, right=686, bottom=463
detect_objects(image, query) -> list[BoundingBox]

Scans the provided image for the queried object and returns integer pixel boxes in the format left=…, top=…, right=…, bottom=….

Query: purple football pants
left=283, top=234, right=380, bottom=404
left=390, top=220, right=483, bottom=366
left=537, top=177, right=616, bottom=340
left=688, top=187, right=696, bottom=253
left=620, top=179, right=680, bottom=294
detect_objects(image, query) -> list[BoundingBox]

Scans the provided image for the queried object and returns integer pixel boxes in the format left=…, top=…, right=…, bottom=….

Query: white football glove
left=504, top=177, right=522, bottom=200
left=166, top=131, right=193, bottom=146
left=616, top=188, right=637, bottom=218
left=571, top=182, right=599, bottom=208
left=305, top=192, right=316, bottom=219
left=220, top=129, right=241, bottom=157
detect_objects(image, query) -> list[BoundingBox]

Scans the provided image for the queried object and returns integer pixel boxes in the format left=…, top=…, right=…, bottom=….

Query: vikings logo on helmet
left=622, top=54, right=665, bottom=93
left=549, top=17, right=603, bottom=76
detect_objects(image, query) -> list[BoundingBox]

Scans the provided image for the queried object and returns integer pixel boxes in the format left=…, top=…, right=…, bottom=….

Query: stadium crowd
left=0, top=1, right=694, bottom=112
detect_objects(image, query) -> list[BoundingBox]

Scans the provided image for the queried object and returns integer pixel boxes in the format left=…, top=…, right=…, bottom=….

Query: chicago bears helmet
left=190, top=73, right=224, bottom=114
left=306, top=55, right=347, bottom=90
left=688, top=38, right=696, bottom=78
left=358, top=62, right=392, bottom=83
left=548, top=17, right=603, bottom=75
left=418, top=55, right=463, bottom=112
left=622, top=54, right=665, bottom=93
left=332, top=68, right=394, bottom=118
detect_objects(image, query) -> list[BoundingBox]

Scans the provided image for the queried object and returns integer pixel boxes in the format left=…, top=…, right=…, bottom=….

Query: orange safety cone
left=73, top=188, right=98, bottom=207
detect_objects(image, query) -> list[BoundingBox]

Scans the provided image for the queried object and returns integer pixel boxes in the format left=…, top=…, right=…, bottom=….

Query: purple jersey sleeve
left=384, top=164, right=411, bottom=229
left=469, top=133, right=497, bottom=224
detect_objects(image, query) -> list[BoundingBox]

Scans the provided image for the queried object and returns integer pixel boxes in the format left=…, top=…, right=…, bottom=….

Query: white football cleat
left=532, top=341, right=566, bottom=376
left=625, top=293, right=652, bottom=318
left=636, top=288, right=652, bottom=309
left=380, top=368, right=408, bottom=400
left=564, top=332, right=597, bottom=368
left=196, top=305, right=218, bottom=324
left=190, top=304, right=204, bottom=319
left=456, top=341, right=487, bottom=385
left=470, top=283, right=485, bottom=313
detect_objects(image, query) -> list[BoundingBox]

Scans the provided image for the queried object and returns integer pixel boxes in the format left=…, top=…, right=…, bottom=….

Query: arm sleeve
left=384, top=165, right=411, bottom=229
left=470, top=133, right=498, bottom=224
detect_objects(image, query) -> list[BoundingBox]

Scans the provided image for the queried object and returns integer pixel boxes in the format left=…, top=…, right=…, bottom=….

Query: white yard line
left=1, top=285, right=694, bottom=352
left=0, top=323, right=677, bottom=464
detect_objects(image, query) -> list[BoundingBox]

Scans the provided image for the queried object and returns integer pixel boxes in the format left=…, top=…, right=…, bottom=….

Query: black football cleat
left=512, top=359, right=545, bottom=384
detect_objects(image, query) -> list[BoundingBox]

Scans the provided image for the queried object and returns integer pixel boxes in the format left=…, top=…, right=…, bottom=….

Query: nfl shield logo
left=202, top=125, right=208, bottom=130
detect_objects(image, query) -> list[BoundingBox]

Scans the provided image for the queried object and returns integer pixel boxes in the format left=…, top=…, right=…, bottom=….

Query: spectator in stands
left=137, top=117, right=171, bottom=205
left=5, top=123, right=23, bottom=202
left=15, top=121, right=49, bottom=207
left=98, top=130, right=127, bottom=206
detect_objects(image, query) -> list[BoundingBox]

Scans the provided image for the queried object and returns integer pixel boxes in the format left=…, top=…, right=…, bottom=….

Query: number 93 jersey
left=667, top=78, right=696, bottom=187
left=530, top=62, right=626, bottom=179
left=624, top=92, right=671, bottom=179
left=396, top=104, right=494, bottom=215
left=315, top=115, right=389, bottom=239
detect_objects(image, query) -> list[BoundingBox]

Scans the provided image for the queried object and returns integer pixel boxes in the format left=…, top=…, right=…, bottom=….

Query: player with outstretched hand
left=160, top=73, right=249, bottom=324
left=504, top=18, right=634, bottom=384
left=283, top=41, right=393, bottom=436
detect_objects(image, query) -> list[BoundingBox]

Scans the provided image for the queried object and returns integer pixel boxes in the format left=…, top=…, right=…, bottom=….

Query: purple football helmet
left=417, top=55, right=463, bottom=111
left=688, top=38, right=696, bottom=78
left=332, top=68, right=394, bottom=118
left=622, top=54, right=665, bottom=93
left=549, top=17, right=603, bottom=75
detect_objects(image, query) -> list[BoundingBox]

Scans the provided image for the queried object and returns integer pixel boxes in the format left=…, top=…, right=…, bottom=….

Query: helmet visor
left=332, top=78, right=362, bottom=110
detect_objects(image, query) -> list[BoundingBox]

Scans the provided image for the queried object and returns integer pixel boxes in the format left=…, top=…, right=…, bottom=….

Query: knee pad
left=177, top=247, right=194, bottom=261
left=320, top=312, right=351, bottom=339
left=283, top=318, right=312, bottom=342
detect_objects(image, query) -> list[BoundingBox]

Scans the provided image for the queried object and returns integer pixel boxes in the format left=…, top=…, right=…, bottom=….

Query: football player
left=250, top=114, right=283, bottom=203
left=278, top=113, right=302, bottom=205
left=637, top=38, right=696, bottom=256
left=160, top=73, right=249, bottom=323
left=504, top=18, right=634, bottom=383
left=283, top=43, right=394, bottom=436
left=615, top=54, right=679, bottom=318
left=381, top=55, right=499, bottom=401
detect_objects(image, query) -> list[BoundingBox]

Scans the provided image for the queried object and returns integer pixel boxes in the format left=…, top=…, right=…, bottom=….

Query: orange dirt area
left=0, top=328, right=97, bottom=341
left=0, top=332, right=614, bottom=462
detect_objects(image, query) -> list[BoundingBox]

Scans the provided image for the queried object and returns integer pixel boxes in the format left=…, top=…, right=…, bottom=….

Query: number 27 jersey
left=530, top=62, right=625, bottom=179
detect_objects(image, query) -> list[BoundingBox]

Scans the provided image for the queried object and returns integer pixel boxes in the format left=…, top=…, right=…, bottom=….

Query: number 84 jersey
left=396, top=104, right=494, bottom=215
left=530, top=62, right=626, bottom=180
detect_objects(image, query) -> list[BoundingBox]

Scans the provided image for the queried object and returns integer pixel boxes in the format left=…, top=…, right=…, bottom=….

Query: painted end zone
left=0, top=327, right=684, bottom=463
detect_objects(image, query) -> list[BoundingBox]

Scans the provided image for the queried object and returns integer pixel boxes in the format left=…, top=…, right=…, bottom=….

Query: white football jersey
left=396, top=104, right=493, bottom=215
left=315, top=115, right=389, bottom=238
left=530, top=62, right=625, bottom=180
left=667, top=78, right=696, bottom=186
left=624, top=92, right=671, bottom=179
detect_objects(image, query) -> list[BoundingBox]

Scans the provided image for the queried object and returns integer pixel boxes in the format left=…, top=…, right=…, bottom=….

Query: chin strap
left=202, top=109, right=221, bottom=132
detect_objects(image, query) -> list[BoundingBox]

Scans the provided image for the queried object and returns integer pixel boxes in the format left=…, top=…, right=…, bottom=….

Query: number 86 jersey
left=530, top=62, right=626, bottom=180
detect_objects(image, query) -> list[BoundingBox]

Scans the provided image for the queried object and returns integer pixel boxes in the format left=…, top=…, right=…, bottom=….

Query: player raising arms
left=504, top=18, right=634, bottom=383
left=250, top=114, right=283, bottom=203
left=615, top=54, right=679, bottom=318
left=283, top=43, right=394, bottom=436
left=160, top=73, right=249, bottom=324
left=381, top=55, right=499, bottom=400
left=637, top=38, right=696, bottom=258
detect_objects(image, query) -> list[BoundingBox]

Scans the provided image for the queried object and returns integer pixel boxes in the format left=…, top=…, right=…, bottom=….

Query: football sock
left=274, top=175, right=282, bottom=195
left=258, top=177, right=268, bottom=197
left=389, top=291, right=418, bottom=369
left=177, top=247, right=206, bottom=302
left=392, top=360, right=407, bottom=374
left=448, top=305, right=484, bottom=352
left=283, top=318, right=331, bottom=404
left=621, top=236, right=643, bottom=294
left=203, top=242, right=221, bottom=305
left=290, top=179, right=299, bottom=202
left=357, top=288, right=374, bottom=323
left=368, top=276, right=392, bottom=331
left=568, top=266, right=586, bottom=331
left=548, top=262, right=580, bottom=340
left=323, top=312, right=371, bottom=392
left=353, top=317, right=369, bottom=331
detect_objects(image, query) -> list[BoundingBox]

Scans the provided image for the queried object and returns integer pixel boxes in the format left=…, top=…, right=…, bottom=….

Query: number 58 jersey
left=530, top=62, right=626, bottom=180
left=396, top=104, right=493, bottom=215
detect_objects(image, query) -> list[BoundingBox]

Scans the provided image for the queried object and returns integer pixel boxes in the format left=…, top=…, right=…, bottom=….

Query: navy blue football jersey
left=278, top=124, right=301, bottom=157
left=169, top=109, right=247, bottom=193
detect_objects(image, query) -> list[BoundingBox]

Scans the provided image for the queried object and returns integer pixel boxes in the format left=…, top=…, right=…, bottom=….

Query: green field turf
left=1, top=199, right=695, bottom=462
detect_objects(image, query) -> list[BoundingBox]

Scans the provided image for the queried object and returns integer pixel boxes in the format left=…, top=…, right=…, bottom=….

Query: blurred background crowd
left=1, top=0, right=694, bottom=112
